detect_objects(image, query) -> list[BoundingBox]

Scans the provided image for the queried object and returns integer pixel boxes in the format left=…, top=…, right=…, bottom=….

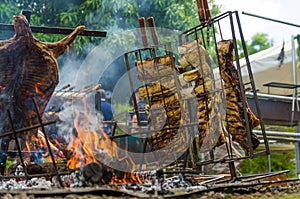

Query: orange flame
left=111, top=171, right=145, bottom=184
left=61, top=94, right=144, bottom=185
left=67, top=108, right=118, bottom=170
left=16, top=83, right=143, bottom=186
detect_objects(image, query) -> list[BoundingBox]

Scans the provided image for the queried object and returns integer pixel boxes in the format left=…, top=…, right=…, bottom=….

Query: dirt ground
left=2, top=181, right=300, bottom=199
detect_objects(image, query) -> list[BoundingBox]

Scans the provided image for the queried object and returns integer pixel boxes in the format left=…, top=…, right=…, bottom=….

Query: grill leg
left=0, top=137, right=10, bottom=175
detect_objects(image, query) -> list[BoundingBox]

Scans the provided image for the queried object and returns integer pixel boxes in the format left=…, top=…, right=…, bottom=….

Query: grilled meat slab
left=179, top=39, right=226, bottom=153
left=0, top=13, right=84, bottom=168
left=217, top=39, right=260, bottom=152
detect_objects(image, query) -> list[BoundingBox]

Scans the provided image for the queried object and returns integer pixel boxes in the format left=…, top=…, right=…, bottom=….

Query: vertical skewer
left=147, top=17, right=159, bottom=46
left=203, top=0, right=211, bottom=21
left=196, top=0, right=211, bottom=24
left=196, top=0, right=206, bottom=24
left=138, top=17, right=148, bottom=47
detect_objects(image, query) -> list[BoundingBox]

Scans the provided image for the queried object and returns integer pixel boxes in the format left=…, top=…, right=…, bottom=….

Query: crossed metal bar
left=0, top=10, right=107, bottom=37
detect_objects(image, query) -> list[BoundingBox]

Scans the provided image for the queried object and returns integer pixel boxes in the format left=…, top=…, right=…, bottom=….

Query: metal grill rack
left=0, top=98, right=66, bottom=187
left=114, top=11, right=271, bottom=183
left=118, top=41, right=198, bottom=171
left=178, top=11, right=270, bottom=181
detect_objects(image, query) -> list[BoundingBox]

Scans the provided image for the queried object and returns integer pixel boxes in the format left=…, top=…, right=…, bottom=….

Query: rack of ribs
left=178, top=39, right=226, bottom=153
left=217, top=39, right=260, bottom=152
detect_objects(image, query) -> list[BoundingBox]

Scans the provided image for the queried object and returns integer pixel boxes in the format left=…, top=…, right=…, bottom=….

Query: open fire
left=3, top=87, right=149, bottom=188
left=0, top=10, right=148, bottom=193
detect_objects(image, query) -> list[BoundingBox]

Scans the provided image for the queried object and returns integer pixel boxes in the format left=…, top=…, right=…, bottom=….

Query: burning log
left=217, top=39, right=260, bottom=151
left=82, top=162, right=112, bottom=185
left=25, top=163, right=57, bottom=175
left=178, top=39, right=226, bottom=152
left=0, top=12, right=85, bottom=172
left=7, top=161, right=68, bottom=177
left=82, top=161, right=148, bottom=186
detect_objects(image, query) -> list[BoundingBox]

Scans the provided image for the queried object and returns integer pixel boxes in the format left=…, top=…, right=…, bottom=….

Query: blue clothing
left=136, top=101, right=148, bottom=126
left=100, top=100, right=114, bottom=135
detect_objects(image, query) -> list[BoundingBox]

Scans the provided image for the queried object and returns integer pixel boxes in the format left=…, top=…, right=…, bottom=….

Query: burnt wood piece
left=8, top=162, right=69, bottom=176
left=26, top=163, right=46, bottom=175
left=0, top=12, right=85, bottom=172
left=82, top=162, right=112, bottom=185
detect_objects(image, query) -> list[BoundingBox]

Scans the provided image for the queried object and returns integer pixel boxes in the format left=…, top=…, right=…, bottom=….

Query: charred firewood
left=26, top=163, right=47, bottom=175
left=82, top=162, right=113, bottom=185
left=8, top=162, right=68, bottom=177
left=217, top=39, right=260, bottom=152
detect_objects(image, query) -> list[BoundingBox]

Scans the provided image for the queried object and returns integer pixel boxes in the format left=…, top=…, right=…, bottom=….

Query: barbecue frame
left=119, top=41, right=198, bottom=171
left=115, top=11, right=270, bottom=182
left=178, top=11, right=269, bottom=180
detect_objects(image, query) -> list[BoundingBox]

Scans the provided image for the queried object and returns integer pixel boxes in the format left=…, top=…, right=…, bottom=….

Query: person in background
left=130, top=92, right=148, bottom=133
left=125, top=92, right=149, bottom=154
left=96, top=89, right=114, bottom=136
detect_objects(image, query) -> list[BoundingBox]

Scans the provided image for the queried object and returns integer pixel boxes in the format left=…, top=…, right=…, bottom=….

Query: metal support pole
left=242, top=12, right=300, bottom=28
left=268, top=154, right=272, bottom=173
left=32, top=98, right=63, bottom=187
left=295, top=126, right=300, bottom=178
left=295, top=36, right=300, bottom=178
left=291, top=35, right=299, bottom=124
left=7, top=110, right=29, bottom=179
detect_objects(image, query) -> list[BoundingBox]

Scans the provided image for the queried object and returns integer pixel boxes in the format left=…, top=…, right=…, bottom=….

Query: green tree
left=0, top=0, right=222, bottom=55
left=0, top=0, right=223, bottom=90
left=0, top=0, right=20, bottom=39
left=238, top=33, right=274, bottom=58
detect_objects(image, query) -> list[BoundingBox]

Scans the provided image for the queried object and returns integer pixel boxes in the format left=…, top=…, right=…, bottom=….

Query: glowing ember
left=111, top=172, right=145, bottom=185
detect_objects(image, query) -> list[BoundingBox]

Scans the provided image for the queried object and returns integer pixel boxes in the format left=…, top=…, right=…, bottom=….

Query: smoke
left=43, top=21, right=192, bottom=171
left=56, top=57, right=82, bottom=89
left=46, top=25, right=181, bottom=117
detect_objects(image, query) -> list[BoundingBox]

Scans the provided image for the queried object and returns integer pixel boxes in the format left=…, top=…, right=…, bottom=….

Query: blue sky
left=215, top=0, right=300, bottom=45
